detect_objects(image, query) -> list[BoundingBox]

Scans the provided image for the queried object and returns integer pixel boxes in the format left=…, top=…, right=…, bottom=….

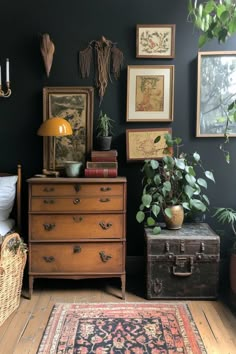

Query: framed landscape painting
left=136, top=24, right=175, bottom=58
left=126, top=65, right=174, bottom=122
left=126, top=128, right=172, bottom=161
left=43, top=86, right=94, bottom=170
left=196, top=51, right=236, bottom=137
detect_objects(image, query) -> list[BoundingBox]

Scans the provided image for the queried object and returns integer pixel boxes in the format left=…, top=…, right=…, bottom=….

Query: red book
left=91, top=156, right=117, bottom=162
left=84, top=168, right=118, bottom=178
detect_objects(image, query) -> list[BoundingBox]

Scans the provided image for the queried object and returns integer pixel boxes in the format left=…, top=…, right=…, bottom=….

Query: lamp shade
left=37, top=117, right=73, bottom=137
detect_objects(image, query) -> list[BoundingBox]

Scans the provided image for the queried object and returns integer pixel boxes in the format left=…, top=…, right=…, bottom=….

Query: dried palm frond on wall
left=79, top=36, right=124, bottom=104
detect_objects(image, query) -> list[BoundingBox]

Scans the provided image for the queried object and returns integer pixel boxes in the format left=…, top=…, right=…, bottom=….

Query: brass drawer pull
left=74, top=184, right=80, bottom=192
left=100, top=187, right=111, bottom=192
left=43, top=199, right=55, bottom=204
left=73, top=245, right=81, bottom=253
left=99, top=198, right=110, bottom=203
left=43, top=223, right=55, bottom=231
left=43, top=256, right=55, bottom=263
left=73, top=216, right=83, bottom=222
left=99, top=251, right=112, bottom=262
left=99, top=222, right=112, bottom=230
left=43, top=187, right=54, bottom=192
left=73, top=198, right=80, bottom=205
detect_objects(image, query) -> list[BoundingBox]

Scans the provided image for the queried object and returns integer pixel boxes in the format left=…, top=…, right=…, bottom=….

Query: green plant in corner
left=188, top=0, right=236, bottom=48
left=136, top=133, right=215, bottom=234
left=219, top=99, right=236, bottom=164
left=213, top=207, right=236, bottom=252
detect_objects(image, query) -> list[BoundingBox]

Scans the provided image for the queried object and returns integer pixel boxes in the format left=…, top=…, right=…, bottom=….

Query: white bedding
left=0, top=218, right=15, bottom=241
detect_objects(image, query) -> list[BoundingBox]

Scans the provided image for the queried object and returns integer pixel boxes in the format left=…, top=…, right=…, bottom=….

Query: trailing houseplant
left=96, top=111, right=115, bottom=151
left=188, top=0, right=236, bottom=48
left=136, top=134, right=215, bottom=234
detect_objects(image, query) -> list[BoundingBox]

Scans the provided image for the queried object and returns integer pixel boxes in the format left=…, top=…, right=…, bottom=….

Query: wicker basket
left=0, top=233, right=27, bottom=326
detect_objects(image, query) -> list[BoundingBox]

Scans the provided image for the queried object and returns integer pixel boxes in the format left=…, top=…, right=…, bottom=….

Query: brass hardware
left=43, top=187, right=54, bottom=192
left=73, top=245, right=81, bottom=253
left=100, top=187, right=111, bottom=192
left=73, top=198, right=80, bottom=205
left=74, top=184, right=80, bottom=192
left=165, top=242, right=170, bottom=252
left=43, top=223, right=55, bottom=231
left=73, top=216, right=83, bottom=222
left=172, top=256, right=193, bottom=277
left=180, top=241, right=185, bottom=253
left=99, top=251, right=112, bottom=262
left=99, top=222, right=112, bottom=230
left=43, top=256, right=55, bottom=263
left=200, top=242, right=205, bottom=252
left=99, top=198, right=110, bottom=203
left=43, top=199, right=55, bottom=204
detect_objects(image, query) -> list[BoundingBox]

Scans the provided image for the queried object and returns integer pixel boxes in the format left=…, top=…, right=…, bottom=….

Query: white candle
left=6, top=58, right=9, bottom=82
left=0, top=65, right=2, bottom=86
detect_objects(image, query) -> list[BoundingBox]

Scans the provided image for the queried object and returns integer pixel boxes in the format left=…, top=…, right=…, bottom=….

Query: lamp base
left=42, top=169, right=60, bottom=177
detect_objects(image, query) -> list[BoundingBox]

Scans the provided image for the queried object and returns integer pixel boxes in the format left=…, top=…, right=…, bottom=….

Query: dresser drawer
left=31, top=195, right=124, bottom=212
left=30, top=242, right=124, bottom=273
left=31, top=183, right=124, bottom=197
left=30, top=214, right=125, bottom=240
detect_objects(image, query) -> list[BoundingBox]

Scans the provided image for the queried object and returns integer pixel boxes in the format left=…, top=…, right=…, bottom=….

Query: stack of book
left=85, top=150, right=118, bottom=177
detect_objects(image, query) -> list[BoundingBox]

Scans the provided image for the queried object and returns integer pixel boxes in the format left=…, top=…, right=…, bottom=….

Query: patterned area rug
left=37, top=302, right=206, bottom=354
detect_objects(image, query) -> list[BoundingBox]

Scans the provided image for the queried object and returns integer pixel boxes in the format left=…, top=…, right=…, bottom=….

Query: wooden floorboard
left=0, top=277, right=235, bottom=354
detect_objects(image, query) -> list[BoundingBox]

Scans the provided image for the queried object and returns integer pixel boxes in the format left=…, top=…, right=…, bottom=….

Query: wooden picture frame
left=43, top=86, right=94, bottom=170
left=196, top=51, right=236, bottom=137
left=126, top=128, right=172, bottom=161
left=126, top=65, right=174, bottom=122
left=136, top=24, right=175, bottom=58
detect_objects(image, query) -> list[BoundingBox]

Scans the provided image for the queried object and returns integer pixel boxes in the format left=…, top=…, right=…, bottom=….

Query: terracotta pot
left=164, top=205, right=184, bottom=230
left=230, top=253, right=236, bottom=294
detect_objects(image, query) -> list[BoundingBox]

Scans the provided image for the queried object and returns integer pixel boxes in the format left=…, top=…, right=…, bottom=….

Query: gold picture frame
left=126, top=128, right=172, bottom=161
left=126, top=65, right=174, bottom=122
left=136, top=24, right=175, bottom=58
left=43, top=86, right=94, bottom=170
left=196, top=51, right=236, bottom=137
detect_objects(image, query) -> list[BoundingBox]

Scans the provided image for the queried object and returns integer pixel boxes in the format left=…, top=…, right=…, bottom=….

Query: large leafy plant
left=188, top=0, right=236, bottom=48
left=213, top=207, right=236, bottom=253
left=136, top=134, right=215, bottom=234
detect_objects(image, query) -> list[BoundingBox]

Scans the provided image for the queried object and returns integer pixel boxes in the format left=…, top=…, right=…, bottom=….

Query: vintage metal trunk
left=145, top=223, right=220, bottom=299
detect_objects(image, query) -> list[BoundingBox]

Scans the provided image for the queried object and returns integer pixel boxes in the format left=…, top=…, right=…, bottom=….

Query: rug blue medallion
left=37, top=302, right=206, bottom=354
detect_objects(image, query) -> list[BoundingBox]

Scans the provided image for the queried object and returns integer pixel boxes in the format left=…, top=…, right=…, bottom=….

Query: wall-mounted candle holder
left=0, top=58, right=11, bottom=98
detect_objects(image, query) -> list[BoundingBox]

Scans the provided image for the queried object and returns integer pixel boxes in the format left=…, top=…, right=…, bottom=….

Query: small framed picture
left=126, top=65, right=174, bottom=122
left=126, top=128, right=172, bottom=162
left=43, top=86, right=94, bottom=170
left=196, top=51, right=236, bottom=137
left=136, top=24, right=175, bottom=58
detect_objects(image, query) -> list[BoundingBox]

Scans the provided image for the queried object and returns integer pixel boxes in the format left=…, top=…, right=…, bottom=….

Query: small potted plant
left=136, top=133, right=215, bottom=234
left=213, top=207, right=236, bottom=303
left=96, top=111, right=115, bottom=151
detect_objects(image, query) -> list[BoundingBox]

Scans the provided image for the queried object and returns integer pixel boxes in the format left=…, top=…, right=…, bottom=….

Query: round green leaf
left=164, top=207, right=172, bottom=218
left=175, top=158, right=185, bottom=170
left=136, top=211, right=145, bottom=223
left=147, top=216, right=156, bottom=226
left=184, top=185, right=195, bottom=199
left=185, top=174, right=196, bottom=186
left=142, top=194, right=152, bottom=207
left=193, top=152, right=200, bottom=162
left=153, top=226, right=161, bottom=235
left=190, top=199, right=207, bottom=211
left=205, top=170, right=215, bottom=182
left=152, top=204, right=160, bottom=217
left=197, top=178, right=207, bottom=188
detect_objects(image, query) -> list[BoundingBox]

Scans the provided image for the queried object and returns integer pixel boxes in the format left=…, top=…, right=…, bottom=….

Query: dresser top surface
left=27, top=176, right=127, bottom=184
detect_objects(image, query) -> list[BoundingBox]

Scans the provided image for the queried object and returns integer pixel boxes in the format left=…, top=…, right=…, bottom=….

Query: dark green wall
left=1, top=0, right=236, bottom=264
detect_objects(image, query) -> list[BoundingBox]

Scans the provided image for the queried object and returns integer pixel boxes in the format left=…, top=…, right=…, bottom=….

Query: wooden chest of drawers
left=27, top=177, right=127, bottom=299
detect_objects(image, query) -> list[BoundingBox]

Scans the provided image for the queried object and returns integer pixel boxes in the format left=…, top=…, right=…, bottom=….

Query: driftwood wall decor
left=40, top=33, right=55, bottom=78
left=79, top=36, right=124, bottom=104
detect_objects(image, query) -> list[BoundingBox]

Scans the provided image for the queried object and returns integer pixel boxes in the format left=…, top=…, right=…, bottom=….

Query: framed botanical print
left=42, top=86, right=94, bottom=170
left=126, top=128, right=172, bottom=161
left=126, top=65, right=174, bottom=122
left=196, top=51, right=236, bottom=137
left=136, top=24, right=175, bottom=58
